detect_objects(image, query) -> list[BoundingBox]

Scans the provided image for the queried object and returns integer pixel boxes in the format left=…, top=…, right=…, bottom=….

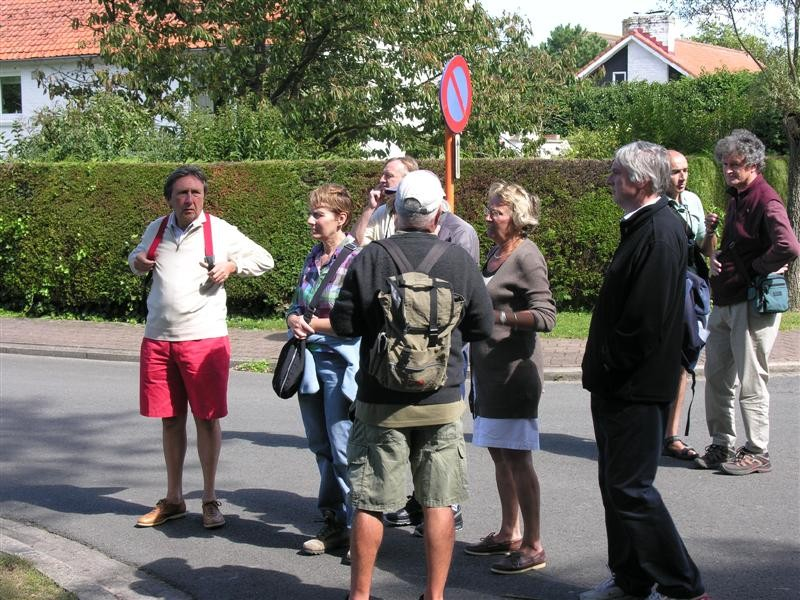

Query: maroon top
left=712, top=174, right=800, bottom=306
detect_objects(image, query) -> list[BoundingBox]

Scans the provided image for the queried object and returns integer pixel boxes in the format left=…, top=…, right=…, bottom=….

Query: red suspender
left=144, top=214, right=214, bottom=265
left=202, top=216, right=215, bottom=268
left=145, top=216, right=169, bottom=261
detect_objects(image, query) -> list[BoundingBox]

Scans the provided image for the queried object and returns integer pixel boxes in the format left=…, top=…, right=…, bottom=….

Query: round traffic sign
left=439, top=55, right=472, bottom=134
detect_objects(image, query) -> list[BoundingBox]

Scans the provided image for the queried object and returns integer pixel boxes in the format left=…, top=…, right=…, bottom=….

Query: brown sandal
left=662, top=436, right=699, bottom=460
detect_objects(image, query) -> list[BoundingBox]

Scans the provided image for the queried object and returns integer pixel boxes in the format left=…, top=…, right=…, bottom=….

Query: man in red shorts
left=129, top=165, right=274, bottom=529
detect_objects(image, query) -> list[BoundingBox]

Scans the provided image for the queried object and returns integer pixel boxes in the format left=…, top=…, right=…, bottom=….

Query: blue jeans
left=298, top=350, right=353, bottom=526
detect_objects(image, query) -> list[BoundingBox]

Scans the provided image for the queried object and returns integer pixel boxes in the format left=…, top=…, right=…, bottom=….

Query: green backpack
left=368, top=238, right=465, bottom=392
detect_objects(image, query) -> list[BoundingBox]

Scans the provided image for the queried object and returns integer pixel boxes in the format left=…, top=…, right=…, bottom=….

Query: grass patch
left=1, top=308, right=798, bottom=337
left=226, top=315, right=286, bottom=330
left=234, top=359, right=272, bottom=373
left=0, top=553, right=78, bottom=600
left=780, top=310, right=800, bottom=330
left=542, top=311, right=591, bottom=338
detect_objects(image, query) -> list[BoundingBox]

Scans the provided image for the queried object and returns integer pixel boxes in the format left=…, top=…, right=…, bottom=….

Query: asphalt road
left=1, top=354, right=798, bottom=600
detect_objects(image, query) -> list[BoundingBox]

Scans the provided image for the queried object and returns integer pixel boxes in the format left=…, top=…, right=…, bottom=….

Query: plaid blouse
left=289, top=234, right=360, bottom=320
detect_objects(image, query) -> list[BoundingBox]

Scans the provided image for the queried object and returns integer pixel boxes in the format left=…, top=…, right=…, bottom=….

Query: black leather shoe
left=383, top=495, right=423, bottom=527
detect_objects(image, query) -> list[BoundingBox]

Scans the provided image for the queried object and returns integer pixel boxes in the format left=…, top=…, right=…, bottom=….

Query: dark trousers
left=591, top=394, right=704, bottom=599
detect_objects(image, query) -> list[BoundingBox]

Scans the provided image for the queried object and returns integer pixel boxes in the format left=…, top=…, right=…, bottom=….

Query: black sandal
left=662, top=435, right=699, bottom=460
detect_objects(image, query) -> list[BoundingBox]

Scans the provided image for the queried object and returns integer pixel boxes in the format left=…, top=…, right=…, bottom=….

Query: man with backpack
left=354, top=158, right=479, bottom=536
left=662, top=150, right=718, bottom=461
left=331, top=170, right=493, bottom=600
left=129, top=165, right=274, bottom=530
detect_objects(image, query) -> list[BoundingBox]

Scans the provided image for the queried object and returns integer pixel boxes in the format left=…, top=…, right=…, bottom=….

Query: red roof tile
left=0, top=0, right=99, bottom=61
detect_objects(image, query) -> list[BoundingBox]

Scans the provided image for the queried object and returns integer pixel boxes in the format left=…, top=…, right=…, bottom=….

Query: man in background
left=661, top=149, right=718, bottom=461
left=695, top=129, right=800, bottom=475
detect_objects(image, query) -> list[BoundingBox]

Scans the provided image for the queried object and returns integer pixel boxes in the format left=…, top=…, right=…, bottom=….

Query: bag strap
left=374, top=238, right=413, bottom=273
left=726, top=241, right=751, bottom=282
left=375, top=238, right=451, bottom=346
left=376, top=237, right=450, bottom=274
left=304, top=241, right=357, bottom=321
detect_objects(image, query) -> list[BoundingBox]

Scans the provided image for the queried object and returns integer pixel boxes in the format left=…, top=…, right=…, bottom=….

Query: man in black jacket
left=580, top=142, right=707, bottom=600
left=331, top=169, right=493, bottom=600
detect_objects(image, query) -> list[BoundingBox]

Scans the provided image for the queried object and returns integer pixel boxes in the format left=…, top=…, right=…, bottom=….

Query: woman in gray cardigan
left=464, top=182, right=556, bottom=575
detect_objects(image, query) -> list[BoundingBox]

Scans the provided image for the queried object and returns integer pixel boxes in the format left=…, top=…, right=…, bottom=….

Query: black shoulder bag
left=272, top=242, right=357, bottom=398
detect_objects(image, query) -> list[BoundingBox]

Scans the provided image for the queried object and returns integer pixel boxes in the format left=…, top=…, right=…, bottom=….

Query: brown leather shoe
left=136, top=499, right=187, bottom=527
left=464, top=532, right=522, bottom=556
left=202, top=500, right=226, bottom=529
left=490, top=549, right=547, bottom=574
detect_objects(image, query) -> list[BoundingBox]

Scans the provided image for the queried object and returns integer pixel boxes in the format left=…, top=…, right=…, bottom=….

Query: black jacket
left=582, top=197, right=686, bottom=403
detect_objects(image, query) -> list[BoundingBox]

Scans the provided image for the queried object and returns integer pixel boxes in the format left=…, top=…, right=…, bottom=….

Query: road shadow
left=223, top=429, right=309, bottom=449
left=540, top=432, right=598, bottom=460
left=133, top=557, right=345, bottom=600
left=0, top=484, right=145, bottom=516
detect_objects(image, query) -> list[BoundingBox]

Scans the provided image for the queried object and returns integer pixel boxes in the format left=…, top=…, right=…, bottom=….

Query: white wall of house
left=627, top=42, right=669, bottom=83
left=0, top=57, right=98, bottom=152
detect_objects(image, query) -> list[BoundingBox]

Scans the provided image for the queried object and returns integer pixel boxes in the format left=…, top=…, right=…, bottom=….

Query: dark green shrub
left=0, top=157, right=787, bottom=318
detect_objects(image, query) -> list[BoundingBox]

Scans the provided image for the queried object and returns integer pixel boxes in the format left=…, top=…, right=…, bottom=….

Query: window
left=1, top=76, right=22, bottom=114
left=612, top=71, right=627, bottom=83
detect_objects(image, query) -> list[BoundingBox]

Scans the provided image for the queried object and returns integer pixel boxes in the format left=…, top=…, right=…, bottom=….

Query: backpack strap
left=374, top=238, right=414, bottom=273
left=375, top=238, right=452, bottom=346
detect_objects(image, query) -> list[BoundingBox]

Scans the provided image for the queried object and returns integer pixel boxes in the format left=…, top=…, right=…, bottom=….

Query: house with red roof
left=0, top=0, right=100, bottom=147
left=577, top=11, right=761, bottom=83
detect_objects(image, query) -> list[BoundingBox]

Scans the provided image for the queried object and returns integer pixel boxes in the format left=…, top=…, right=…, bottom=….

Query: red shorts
left=140, top=336, right=230, bottom=420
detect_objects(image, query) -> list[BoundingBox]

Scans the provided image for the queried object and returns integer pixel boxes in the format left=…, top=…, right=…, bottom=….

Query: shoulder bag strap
left=726, top=241, right=751, bottom=283
left=304, top=242, right=356, bottom=321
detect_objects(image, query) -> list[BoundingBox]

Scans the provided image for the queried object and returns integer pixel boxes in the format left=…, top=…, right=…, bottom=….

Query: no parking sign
left=439, top=55, right=473, bottom=134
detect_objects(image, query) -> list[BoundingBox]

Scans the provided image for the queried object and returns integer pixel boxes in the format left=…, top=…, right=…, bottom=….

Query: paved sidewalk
left=1, top=316, right=798, bottom=379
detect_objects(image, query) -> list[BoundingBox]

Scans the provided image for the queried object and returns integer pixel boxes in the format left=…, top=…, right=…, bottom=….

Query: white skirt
left=472, top=416, right=540, bottom=451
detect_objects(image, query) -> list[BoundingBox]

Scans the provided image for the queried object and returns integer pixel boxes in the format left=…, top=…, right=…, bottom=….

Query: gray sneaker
left=302, top=510, right=348, bottom=555
left=694, top=444, right=734, bottom=470
left=720, top=447, right=771, bottom=475
left=579, top=577, right=648, bottom=600
left=412, top=504, right=463, bottom=537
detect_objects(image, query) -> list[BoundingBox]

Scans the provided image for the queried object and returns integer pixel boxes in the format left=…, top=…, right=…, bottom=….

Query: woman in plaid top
left=286, top=184, right=361, bottom=559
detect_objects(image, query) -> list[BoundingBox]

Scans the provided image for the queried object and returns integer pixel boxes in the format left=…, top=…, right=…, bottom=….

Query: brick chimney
left=623, top=10, right=676, bottom=53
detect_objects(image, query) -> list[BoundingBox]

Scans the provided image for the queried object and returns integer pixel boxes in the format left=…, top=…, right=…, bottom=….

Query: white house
left=0, top=0, right=103, bottom=151
left=577, top=11, right=761, bottom=83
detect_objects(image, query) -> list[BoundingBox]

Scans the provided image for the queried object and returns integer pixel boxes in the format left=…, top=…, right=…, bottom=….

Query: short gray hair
left=395, top=208, right=438, bottom=231
left=714, top=129, right=766, bottom=171
left=614, top=141, right=670, bottom=196
left=386, top=155, right=419, bottom=174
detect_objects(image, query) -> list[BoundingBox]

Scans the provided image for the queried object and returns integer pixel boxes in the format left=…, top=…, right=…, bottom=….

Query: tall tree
left=690, top=21, right=768, bottom=55
left=540, top=24, right=609, bottom=68
left=64, top=0, right=567, bottom=157
left=670, top=0, right=800, bottom=309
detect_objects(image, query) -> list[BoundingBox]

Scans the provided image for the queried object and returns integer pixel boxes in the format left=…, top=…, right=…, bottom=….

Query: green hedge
left=0, top=157, right=788, bottom=317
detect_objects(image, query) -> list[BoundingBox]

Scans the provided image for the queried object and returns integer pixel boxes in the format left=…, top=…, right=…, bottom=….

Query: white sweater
left=129, top=212, right=274, bottom=341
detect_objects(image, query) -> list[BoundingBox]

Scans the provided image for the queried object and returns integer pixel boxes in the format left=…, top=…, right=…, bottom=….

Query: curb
left=0, top=517, right=191, bottom=600
left=2, top=344, right=797, bottom=381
